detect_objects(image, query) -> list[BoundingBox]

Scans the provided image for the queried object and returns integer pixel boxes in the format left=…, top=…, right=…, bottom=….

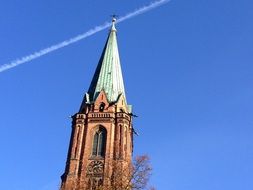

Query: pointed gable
left=87, top=18, right=126, bottom=103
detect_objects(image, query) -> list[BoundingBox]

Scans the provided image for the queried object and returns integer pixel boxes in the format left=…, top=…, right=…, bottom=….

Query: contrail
left=0, top=0, right=170, bottom=73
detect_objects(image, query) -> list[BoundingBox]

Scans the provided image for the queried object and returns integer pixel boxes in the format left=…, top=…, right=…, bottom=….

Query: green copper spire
left=87, top=18, right=126, bottom=103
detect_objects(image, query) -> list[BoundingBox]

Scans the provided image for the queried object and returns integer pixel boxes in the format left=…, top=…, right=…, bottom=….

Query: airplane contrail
left=0, top=0, right=170, bottom=73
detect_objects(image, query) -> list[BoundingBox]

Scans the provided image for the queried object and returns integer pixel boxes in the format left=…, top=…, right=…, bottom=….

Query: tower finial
left=111, top=14, right=118, bottom=31
left=112, top=14, right=117, bottom=22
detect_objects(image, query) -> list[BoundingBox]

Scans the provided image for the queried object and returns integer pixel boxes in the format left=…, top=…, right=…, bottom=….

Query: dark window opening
left=99, top=103, right=105, bottom=112
left=92, top=127, right=107, bottom=157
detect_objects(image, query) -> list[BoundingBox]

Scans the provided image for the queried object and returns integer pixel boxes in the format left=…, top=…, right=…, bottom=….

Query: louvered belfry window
left=92, top=127, right=106, bottom=157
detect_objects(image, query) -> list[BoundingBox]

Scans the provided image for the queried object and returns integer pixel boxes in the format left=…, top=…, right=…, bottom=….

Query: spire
left=87, top=18, right=126, bottom=103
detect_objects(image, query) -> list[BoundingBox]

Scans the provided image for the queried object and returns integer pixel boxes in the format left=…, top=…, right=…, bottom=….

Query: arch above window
left=92, top=126, right=107, bottom=157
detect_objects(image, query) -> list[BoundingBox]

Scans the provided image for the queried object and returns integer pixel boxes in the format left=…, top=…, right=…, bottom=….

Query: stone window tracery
left=87, top=161, right=104, bottom=190
left=92, top=127, right=107, bottom=157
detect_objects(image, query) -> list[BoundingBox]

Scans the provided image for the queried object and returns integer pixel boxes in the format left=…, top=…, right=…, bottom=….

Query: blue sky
left=0, top=0, right=253, bottom=189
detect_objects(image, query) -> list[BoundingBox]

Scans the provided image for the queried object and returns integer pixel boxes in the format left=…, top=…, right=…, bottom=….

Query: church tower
left=60, top=18, right=133, bottom=190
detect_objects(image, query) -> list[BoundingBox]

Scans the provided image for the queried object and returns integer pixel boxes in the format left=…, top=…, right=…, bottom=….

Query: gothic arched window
left=92, top=127, right=107, bottom=157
